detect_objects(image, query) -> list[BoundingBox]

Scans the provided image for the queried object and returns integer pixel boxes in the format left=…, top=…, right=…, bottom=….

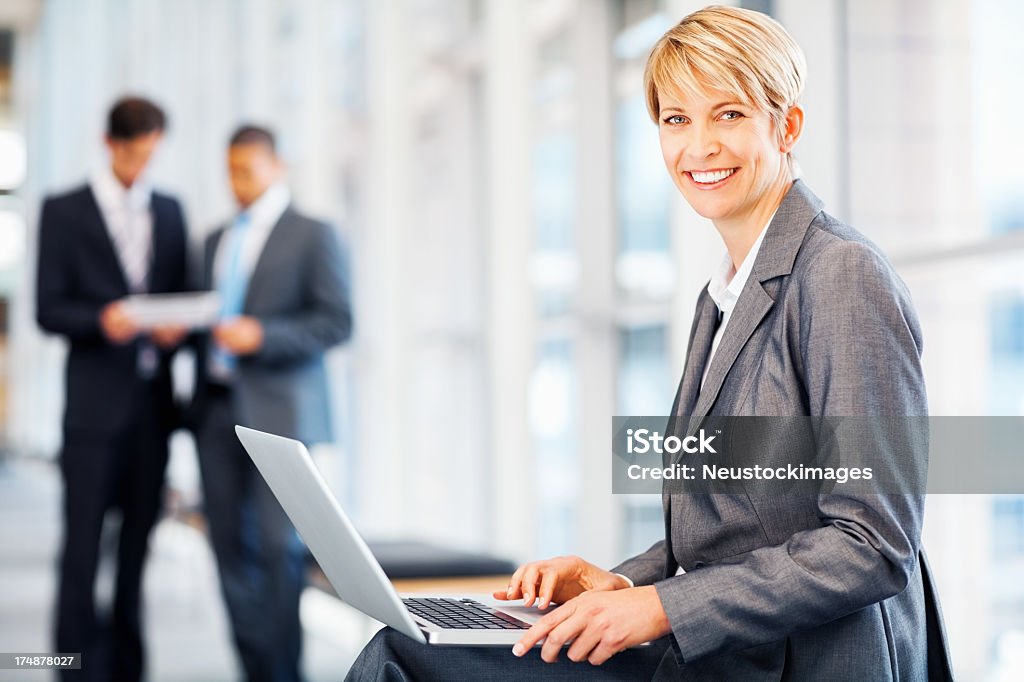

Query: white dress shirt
left=214, top=183, right=291, bottom=287
left=702, top=213, right=776, bottom=389
left=91, top=166, right=153, bottom=292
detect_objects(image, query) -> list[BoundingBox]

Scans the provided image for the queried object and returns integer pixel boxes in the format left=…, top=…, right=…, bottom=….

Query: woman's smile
left=686, top=167, right=739, bottom=188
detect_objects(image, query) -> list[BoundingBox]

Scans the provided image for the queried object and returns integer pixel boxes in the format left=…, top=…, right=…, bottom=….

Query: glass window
left=529, top=337, right=578, bottom=557
left=530, top=30, right=578, bottom=319
left=990, top=293, right=1024, bottom=414
left=529, top=28, right=580, bottom=558
left=611, top=4, right=676, bottom=562
left=973, top=0, right=1024, bottom=235
left=975, top=3, right=1024, bottom=676
left=617, top=324, right=671, bottom=416
left=614, top=95, right=675, bottom=300
left=988, top=290, right=1024, bottom=675
left=531, top=132, right=578, bottom=318
left=617, top=324, right=672, bottom=556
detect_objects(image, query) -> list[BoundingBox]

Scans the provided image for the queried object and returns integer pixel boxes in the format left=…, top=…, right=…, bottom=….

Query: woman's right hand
left=492, top=556, right=632, bottom=609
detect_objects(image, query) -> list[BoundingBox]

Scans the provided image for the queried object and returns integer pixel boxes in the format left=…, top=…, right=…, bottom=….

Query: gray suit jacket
left=613, top=181, right=953, bottom=681
left=197, top=206, right=352, bottom=444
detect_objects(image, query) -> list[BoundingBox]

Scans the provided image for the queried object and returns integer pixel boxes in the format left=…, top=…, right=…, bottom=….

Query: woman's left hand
left=512, top=585, right=671, bottom=665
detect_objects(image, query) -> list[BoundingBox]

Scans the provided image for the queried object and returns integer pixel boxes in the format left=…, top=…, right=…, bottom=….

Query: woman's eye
left=720, top=111, right=744, bottom=121
left=664, top=114, right=686, bottom=125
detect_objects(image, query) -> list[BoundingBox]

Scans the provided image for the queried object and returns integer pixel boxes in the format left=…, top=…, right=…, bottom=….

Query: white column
left=571, top=0, right=619, bottom=568
left=3, top=0, right=50, bottom=459
left=280, top=0, right=333, bottom=218
left=351, top=0, right=413, bottom=536
left=773, top=0, right=845, bottom=214
left=483, top=0, right=535, bottom=562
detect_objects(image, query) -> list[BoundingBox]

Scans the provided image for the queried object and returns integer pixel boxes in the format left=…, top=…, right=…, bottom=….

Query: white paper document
left=122, top=292, right=222, bottom=329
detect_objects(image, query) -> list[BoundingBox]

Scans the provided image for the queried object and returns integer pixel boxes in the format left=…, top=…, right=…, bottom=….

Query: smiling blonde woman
left=346, top=7, right=954, bottom=681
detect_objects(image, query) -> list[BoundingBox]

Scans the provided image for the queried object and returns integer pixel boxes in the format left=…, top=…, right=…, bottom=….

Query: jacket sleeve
left=654, top=240, right=927, bottom=663
left=35, top=198, right=105, bottom=341
left=254, top=220, right=353, bottom=364
left=610, top=540, right=670, bottom=587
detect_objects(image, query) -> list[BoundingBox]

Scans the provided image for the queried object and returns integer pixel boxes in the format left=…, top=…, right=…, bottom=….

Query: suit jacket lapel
left=205, top=229, right=225, bottom=291
left=691, top=283, right=774, bottom=418
left=148, top=198, right=167, bottom=293
left=662, top=293, right=720, bottom=577
left=243, top=207, right=292, bottom=312
left=673, top=290, right=719, bottom=419
left=685, top=180, right=825, bottom=421
left=83, top=186, right=131, bottom=295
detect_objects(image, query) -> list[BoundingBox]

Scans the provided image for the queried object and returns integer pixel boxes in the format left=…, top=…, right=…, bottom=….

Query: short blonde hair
left=644, top=6, right=806, bottom=144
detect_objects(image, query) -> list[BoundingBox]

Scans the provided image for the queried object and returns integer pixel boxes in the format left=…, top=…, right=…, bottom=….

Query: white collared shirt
left=91, top=165, right=153, bottom=292
left=214, top=183, right=291, bottom=286
left=701, top=213, right=776, bottom=389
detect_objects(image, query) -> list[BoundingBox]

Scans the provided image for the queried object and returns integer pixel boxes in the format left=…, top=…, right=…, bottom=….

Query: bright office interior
left=0, top=0, right=1022, bottom=680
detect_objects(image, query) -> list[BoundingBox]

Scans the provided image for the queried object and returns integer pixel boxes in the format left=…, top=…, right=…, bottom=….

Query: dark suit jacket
left=613, top=181, right=954, bottom=681
left=192, top=206, right=352, bottom=444
left=36, top=184, right=188, bottom=435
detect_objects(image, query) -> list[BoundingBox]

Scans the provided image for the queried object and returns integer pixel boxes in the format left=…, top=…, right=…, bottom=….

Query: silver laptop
left=235, top=425, right=551, bottom=646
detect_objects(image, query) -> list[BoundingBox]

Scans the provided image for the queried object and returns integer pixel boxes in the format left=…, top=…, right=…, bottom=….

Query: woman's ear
left=780, top=105, right=805, bottom=153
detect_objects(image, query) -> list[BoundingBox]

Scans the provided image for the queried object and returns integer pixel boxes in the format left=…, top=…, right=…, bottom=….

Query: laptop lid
left=234, top=425, right=427, bottom=644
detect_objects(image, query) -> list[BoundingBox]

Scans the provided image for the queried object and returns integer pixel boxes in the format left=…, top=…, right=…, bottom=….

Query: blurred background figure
left=188, top=125, right=352, bottom=682
left=35, top=96, right=188, bottom=681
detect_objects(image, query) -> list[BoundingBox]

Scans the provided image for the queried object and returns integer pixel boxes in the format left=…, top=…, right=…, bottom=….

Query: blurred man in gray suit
left=192, top=125, right=352, bottom=682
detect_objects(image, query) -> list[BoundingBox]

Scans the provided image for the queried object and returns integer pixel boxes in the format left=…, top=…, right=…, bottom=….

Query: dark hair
left=229, top=125, right=277, bottom=153
left=107, top=96, right=166, bottom=140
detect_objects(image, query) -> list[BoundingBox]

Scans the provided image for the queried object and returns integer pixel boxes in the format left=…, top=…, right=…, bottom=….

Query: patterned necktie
left=209, top=213, right=252, bottom=379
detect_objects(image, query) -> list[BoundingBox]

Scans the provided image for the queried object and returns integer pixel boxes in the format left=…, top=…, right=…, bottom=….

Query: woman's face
left=658, top=85, right=791, bottom=228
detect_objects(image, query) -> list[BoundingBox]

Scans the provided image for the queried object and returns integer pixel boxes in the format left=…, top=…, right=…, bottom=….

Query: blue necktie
left=209, top=213, right=251, bottom=379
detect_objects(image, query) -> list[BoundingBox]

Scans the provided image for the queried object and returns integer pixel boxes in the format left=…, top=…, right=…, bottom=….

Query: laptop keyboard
left=403, top=597, right=531, bottom=630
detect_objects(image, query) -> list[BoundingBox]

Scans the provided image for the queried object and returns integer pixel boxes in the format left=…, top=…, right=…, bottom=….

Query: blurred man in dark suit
left=190, top=125, right=351, bottom=682
left=36, top=96, right=188, bottom=682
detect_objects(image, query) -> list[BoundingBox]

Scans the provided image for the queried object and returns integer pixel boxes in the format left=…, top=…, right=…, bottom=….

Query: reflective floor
left=0, top=457, right=368, bottom=681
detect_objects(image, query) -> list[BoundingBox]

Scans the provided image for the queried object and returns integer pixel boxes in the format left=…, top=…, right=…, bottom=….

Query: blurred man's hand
left=99, top=300, right=140, bottom=344
left=151, top=325, right=188, bottom=349
left=213, top=316, right=264, bottom=356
